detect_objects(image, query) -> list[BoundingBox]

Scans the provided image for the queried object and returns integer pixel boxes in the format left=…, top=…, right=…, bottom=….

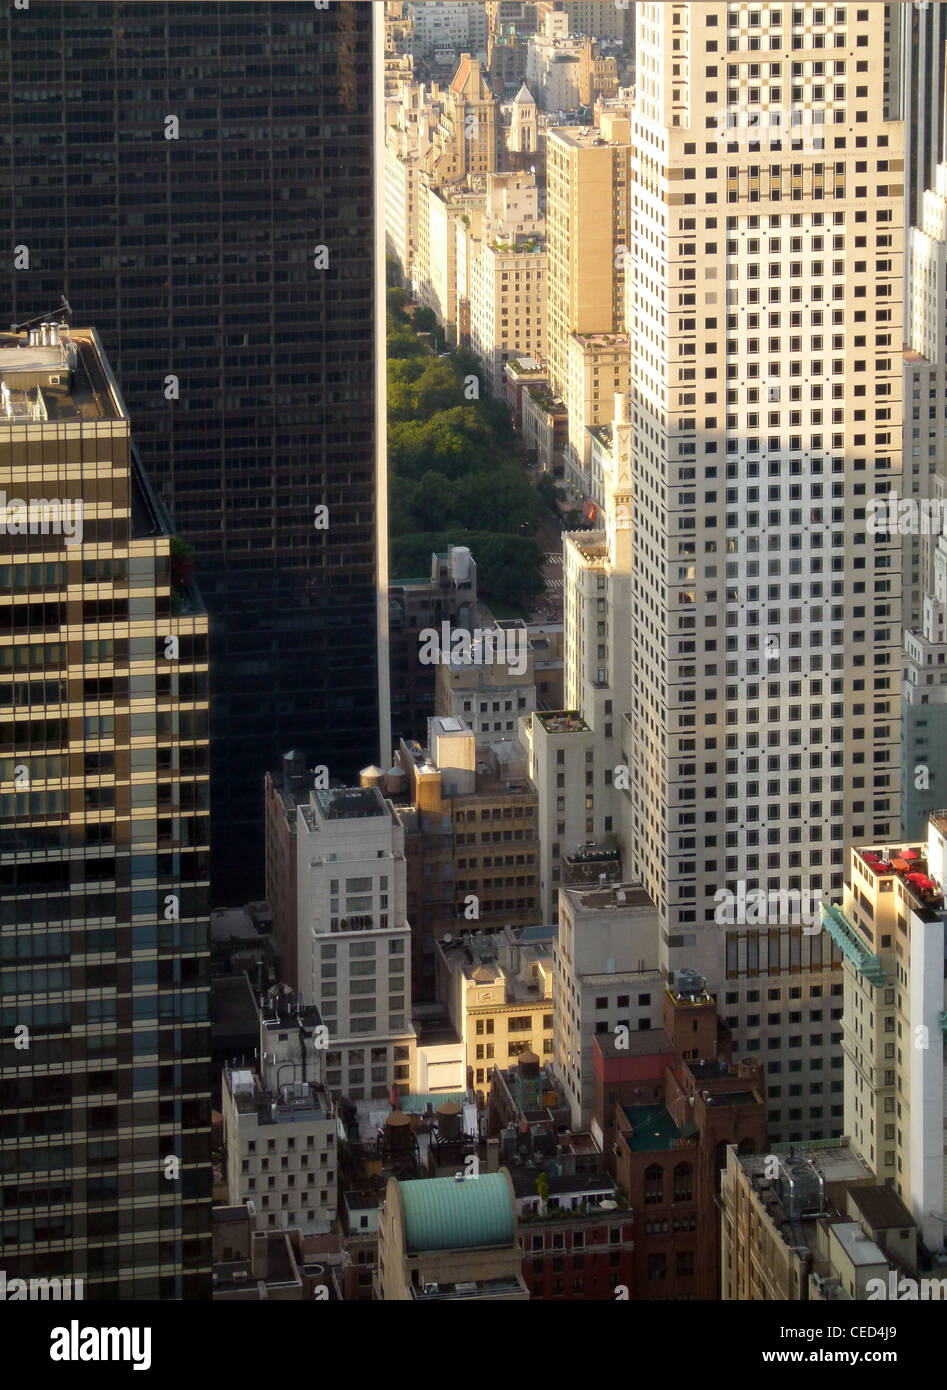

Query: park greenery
left=387, top=283, right=550, bottom=607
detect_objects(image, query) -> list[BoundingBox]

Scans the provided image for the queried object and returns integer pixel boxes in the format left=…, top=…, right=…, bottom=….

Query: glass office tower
left=1, top=2, right=385, bottom=902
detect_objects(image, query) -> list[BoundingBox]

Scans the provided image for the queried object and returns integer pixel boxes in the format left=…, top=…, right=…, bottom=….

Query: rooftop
left=438, top=929, right=552, bottom=1001
left=852, top=842, right=943, bottom=914
left=621, top=1105, right=685, bottom=1152
left=574, top=331, right=629, bottom=349
left=260, top=989, right=323, bottom=1035
left=315, top=786, right=387, bottom=821
left=766, top=1139, right=872, bottom=1176
left=397, top=1090, right=473, bottom=1116
left=831, top=1221, right=886, bottom=1269
left=536, top=709, right=589, bottom=734
left=226, top=1069, right=332, bottom=1125
left=565, top=881, right=655, bottom=914
left=506, top=356, right=547, bottom=376
left=508, top=1168, right=614, bottom=1201
left=525, top=382, right=566, bottom=411
left=848, top=1184, right=915, bottom=1232
left=595, top=1028, right=673, bottom=1060
left=549, top=124, right=628, bottom=149
left=398, top=1172, right=515, bottom=1254
left=0, top=325, right=126, bottom=424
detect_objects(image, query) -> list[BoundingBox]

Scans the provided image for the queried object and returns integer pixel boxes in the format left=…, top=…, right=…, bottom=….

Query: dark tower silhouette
left=1, top=1, right=385, bottom=902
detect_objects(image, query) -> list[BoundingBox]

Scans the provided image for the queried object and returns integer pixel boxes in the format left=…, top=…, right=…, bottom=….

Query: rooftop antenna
left=10, top=298, right=71, bottom=333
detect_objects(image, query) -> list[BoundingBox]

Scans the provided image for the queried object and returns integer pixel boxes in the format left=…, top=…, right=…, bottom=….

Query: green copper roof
left=820, top=903, right=887, bottom=986
left=399, top=1174, right=514, bottom=1254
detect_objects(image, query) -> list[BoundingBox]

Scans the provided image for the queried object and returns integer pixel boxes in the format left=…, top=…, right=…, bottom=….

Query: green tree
left=413, top=360, right=464, bottom=418
left=410, top=471, right=456, bottom=532
left=535, top=472, right=560, bottom=513
left=412, top=304, right=437, bottom=333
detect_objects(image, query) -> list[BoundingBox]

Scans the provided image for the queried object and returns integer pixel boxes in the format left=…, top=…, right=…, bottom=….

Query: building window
left=644, top=1165, right=664, bottom=1205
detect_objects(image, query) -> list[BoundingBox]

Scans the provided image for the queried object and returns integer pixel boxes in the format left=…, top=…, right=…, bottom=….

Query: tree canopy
left=387, top=310, right=545, bottom=605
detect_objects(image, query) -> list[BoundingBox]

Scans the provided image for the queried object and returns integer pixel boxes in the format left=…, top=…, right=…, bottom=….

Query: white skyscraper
left=547, top=3, right=904, bottom=1144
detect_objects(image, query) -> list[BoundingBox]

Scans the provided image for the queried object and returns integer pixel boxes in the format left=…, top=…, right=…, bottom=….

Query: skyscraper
left=625, top=1, right=903, bottom=1143
left=1, top=2, right=389, bottom=902
left=539, top=3, right=904, bottom=1144
left=0, top=322, right=211, bottom=1298
left=897, top=4, right=947, bottom=835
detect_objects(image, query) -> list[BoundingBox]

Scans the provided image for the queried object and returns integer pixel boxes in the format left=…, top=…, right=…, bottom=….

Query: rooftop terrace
left=536, top=710, right=589, bottom=734
left=621, top=1104, right=688, bottom=1153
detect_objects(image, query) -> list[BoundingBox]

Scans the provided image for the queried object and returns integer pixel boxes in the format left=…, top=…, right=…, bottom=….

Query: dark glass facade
left=893, top=0, right=947, bottom=226
left=1, top=2, right=382, bottom=903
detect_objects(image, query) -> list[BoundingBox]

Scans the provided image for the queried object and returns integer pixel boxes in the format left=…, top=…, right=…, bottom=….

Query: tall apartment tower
left=620, top=2, right=904, bottom=1143
left=546, top=110, right=632, bottom=496
left=1, top=2, right=388, bottom=902
left=0, top=324, right=211, bottom=1298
